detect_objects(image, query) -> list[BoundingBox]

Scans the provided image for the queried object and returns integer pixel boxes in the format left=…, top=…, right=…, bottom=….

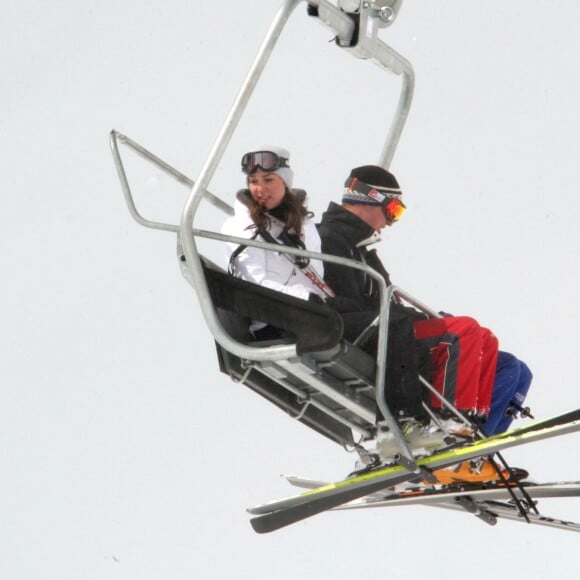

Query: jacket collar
left=320, top=202, right=376, bottom=247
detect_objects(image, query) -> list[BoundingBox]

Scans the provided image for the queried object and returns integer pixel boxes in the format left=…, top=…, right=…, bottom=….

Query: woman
left=221, top=146, right=326, bottom=338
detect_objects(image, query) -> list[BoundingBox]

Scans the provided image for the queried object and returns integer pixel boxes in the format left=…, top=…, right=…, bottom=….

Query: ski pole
left=257, top=228, right=336, bottom=298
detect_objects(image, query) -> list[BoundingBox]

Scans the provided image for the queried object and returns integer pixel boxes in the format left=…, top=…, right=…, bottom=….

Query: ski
left=285, top=477, right=580, bottom=507
left=457, top=499, right=580, bottom=532
left=284, top=477, right=580, bottom=532
left=430, top=493, right=580, bottom=532
left=249, top=409, right=579, bottom=516
left=248, top=409, right=580, bottom=533
left=482, top=407, right=580, bottom=439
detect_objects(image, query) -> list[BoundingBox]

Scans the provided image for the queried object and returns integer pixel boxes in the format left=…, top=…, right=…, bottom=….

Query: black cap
left=343, top=165, right=401, bottom=205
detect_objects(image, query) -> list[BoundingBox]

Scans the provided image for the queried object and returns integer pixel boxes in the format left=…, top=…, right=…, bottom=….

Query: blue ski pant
left=483, top=351, right=533, bottom=436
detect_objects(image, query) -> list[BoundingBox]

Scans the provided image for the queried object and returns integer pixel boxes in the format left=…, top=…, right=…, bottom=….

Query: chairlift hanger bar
left=305, top=1, right=413, bottom=165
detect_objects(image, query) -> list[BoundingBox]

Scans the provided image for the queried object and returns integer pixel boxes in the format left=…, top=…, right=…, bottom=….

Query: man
left=317, top=165, right=531, bottom=482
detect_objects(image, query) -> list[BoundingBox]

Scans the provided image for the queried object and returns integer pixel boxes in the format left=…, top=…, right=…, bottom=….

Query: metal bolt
left=379, top=6, right=394, bottom=22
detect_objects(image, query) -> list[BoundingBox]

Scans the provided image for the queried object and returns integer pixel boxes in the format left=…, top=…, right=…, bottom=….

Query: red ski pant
left=413, top=316, right=498, bottom=415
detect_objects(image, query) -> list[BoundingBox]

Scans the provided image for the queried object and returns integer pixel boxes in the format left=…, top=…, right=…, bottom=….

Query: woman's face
left=248, top=169, right=286, bottom=210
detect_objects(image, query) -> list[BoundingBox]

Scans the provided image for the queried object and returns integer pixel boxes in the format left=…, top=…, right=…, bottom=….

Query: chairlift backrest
left=195, top=255, right=345, bottom=355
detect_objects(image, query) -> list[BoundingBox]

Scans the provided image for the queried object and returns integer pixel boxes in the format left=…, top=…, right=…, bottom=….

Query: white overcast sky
left=2, top=1, right=579, bottom=579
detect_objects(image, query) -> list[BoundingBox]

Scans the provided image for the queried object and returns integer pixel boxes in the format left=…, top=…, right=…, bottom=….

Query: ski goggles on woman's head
left=241, top=151, right=290, bottom=174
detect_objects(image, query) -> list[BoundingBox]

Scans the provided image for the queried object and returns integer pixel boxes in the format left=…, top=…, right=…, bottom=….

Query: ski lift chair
left=197, top=255, right=447, bottom=456
left=197, top=255, right=377, bottom=448
left=112, top=126, right=439, bottom=468
left=111, top=1, right=444, bottom=470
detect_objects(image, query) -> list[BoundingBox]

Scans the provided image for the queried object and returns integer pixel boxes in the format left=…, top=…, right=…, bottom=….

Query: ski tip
left=250, top=515, right=277, bottom=534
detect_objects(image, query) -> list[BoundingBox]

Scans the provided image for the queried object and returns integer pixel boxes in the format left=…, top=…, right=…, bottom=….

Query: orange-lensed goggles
left=384, top=197, right=406, bottom=222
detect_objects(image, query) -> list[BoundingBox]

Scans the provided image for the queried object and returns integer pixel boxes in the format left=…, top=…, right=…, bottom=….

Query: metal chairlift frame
left=111, top=1, right=439, bottom=470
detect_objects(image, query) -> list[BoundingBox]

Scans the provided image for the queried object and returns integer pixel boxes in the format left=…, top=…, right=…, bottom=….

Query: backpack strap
left=228, top=230, right=259, bottom=275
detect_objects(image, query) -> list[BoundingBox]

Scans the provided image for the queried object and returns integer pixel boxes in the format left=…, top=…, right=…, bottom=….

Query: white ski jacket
left=221, top=195, right=326, bottom=302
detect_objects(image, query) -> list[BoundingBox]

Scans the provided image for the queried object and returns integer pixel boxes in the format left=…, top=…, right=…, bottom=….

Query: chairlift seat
left=198, top=256, right=380, bottom=447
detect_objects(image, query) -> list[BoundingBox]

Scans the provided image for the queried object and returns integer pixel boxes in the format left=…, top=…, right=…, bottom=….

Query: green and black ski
left=248, top=409, right=580, bottom=533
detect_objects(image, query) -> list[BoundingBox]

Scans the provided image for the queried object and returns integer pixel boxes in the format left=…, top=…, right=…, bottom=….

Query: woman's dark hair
left=248, top=188, right=312, bottom=237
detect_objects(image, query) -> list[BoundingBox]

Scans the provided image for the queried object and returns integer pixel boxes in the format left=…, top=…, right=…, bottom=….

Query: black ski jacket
left=317, top=202, right=428, bottom=420
left=317, top=202, right=390, bottom=314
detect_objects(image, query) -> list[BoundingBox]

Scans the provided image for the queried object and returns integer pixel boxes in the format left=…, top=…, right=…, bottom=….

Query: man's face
left=367, top=205, right=391, bottom=232
left=342, top=203, right=394, bottom=233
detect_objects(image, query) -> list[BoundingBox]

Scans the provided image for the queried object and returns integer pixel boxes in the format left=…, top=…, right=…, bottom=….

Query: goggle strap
left=344, top=177, right=402, bottom=205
